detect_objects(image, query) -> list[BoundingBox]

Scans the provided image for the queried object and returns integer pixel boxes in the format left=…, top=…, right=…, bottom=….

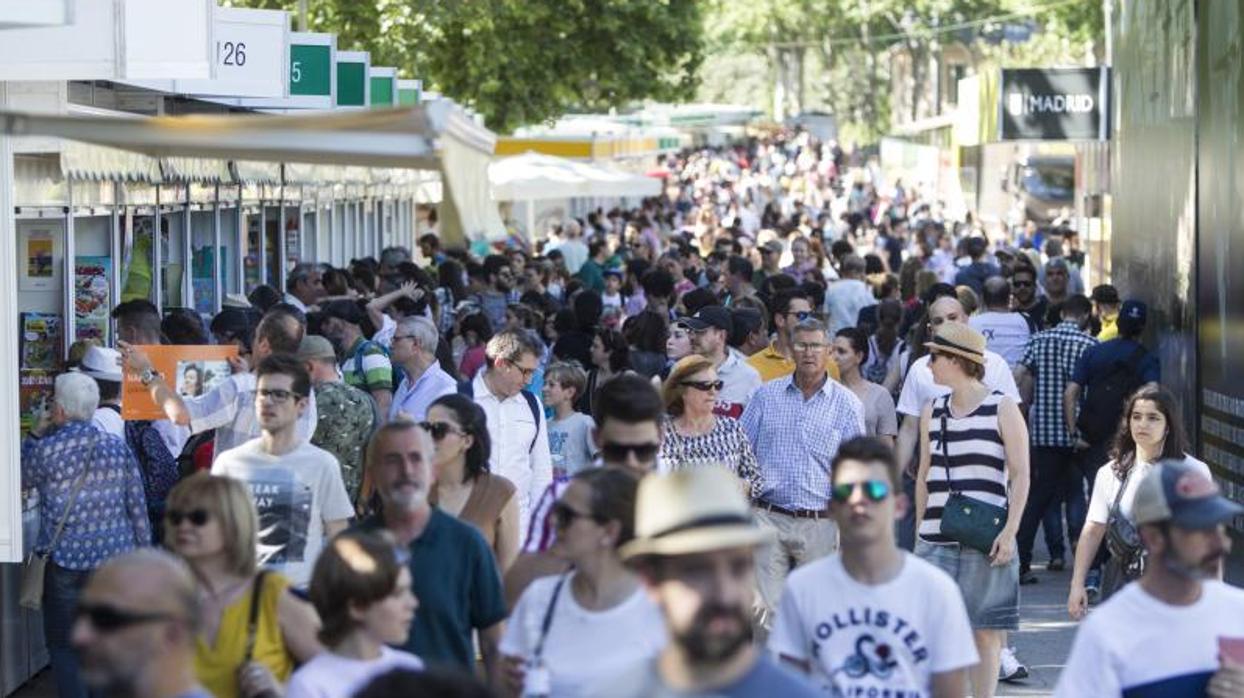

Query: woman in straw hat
left=913, top=321, right=1030, bottom=698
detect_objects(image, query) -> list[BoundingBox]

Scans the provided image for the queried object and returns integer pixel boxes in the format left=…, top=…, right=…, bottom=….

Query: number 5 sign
left=175, top=6, right=289, bottom=98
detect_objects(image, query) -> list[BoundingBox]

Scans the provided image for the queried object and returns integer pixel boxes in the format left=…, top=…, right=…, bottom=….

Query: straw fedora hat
left=923, top=321, right=987, bottom=366
left=620, top=467, right=774, bottom=561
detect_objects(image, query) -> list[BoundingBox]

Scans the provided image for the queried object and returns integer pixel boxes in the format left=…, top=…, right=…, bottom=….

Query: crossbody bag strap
left=242, top=571, right=268, bottom=662
left=1110, top=463, right=1133, bottom=512
left=939, top=396, right=959, bottom=495
left=531, top=572, right=570, bottom=663
left=44, top=436, right=99, bottom=557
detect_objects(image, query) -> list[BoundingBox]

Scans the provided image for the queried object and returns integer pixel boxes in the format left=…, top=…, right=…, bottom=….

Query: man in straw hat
left=1055, top=459, right=1244, bottom=697
left=588, top=468, right=818, bottom=697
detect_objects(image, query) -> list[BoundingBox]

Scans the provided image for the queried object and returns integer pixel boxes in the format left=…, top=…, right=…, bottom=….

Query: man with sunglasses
left=211, top=355, right=353, bottom=589
left=770, top=437, right=977, bottom=697
left=748, top=288, right=841, bottom=384
left=468, top=329, right=552, bottom=544
left=677, top=305, right=761, bottom=419
left=72, top=549, right=210, bottom=698
left=741, top=317, right=865, bottom=638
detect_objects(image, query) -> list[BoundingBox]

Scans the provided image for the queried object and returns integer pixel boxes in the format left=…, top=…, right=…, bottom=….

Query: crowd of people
left=19, top=132, right=1244, bottom=698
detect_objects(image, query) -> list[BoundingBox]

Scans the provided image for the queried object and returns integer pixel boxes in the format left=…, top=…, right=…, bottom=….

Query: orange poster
left=122, top=345, right=239, bottom=420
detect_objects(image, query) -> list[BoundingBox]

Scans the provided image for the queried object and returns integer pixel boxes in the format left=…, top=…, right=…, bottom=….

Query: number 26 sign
left=174, top=7, right=288, bottom=98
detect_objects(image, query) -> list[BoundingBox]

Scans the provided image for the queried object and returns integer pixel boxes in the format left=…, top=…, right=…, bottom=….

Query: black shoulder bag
left=937, top=396, right=1009, bottom=554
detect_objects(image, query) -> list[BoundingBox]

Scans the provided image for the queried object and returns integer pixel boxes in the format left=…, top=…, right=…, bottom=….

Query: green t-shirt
left=341, top=337, right=394, bottom=394
left=356, top=509, right=507, bottom=669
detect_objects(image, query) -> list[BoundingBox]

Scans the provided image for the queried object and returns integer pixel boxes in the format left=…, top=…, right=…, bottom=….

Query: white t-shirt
left=895, top=349, right=1020, bottom=417
left=769, top=554, right=978, bottom=696
left=969, top=312, right=1032, bottom=368
left=211, top=439, right=354, bottom=588
left=91, top=406, right=125, bottom=438
left=285, top=646, right=423, bottom=698
left=500, top=573, right=667, bottom=698
left=1055, top=580, right=1244, bottom=697
left=1087, top=455, right=1212, bottom=525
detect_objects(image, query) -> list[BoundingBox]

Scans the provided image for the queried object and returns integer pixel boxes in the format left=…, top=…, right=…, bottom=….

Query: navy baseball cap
left=1133, top=459, right=1243, bottom=528
left=676, top=305, right=733, bottom=334
left=1118, top=299, right=1147, bottom=334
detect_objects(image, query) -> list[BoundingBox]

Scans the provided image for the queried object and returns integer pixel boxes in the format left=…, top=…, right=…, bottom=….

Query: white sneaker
left=999, top=646, right=1029, bottom=682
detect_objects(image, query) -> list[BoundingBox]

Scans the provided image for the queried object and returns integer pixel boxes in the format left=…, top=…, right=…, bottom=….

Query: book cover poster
left=75, top=256, right=112, bottom=344
left=20, top=312, right=61, bottom=370
left=122, top=345, right=238, bottom=419
left=20, top=224, right=62, bottom=291
left=19, top=369, right=56, bottom=436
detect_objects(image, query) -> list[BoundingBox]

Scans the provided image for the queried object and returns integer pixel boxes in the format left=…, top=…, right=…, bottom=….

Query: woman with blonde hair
left=164, top=473, right=321, bottom=698
left=658, top=355, right=760, bottom=497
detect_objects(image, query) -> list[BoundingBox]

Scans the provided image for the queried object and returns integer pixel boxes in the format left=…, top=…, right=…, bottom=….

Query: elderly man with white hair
left=22, top=371, right=151, bottom=698
left=389, top=315, right=457, bottom=422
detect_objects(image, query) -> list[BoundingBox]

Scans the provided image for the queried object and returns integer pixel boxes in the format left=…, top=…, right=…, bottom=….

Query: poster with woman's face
left=175, top=359, right=230, bottom=398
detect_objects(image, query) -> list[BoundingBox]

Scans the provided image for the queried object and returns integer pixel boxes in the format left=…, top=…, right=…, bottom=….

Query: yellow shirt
left=1097, top=313, right=1118, bottom=341
left=746, top=341, right=841, bottom=383
left=195, top=572, right=295, bottom=698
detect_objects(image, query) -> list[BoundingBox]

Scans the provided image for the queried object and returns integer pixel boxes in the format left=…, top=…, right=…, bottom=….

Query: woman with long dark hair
left=1066, top=385, right=1209, bottom=618
left=577, top=327, right=629, bottom=414
left=424, top=394, right=519, bottom=570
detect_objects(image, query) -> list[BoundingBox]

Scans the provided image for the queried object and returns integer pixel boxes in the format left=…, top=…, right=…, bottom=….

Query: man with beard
left=357, top=419, right=507, bottom=680
left=71, top=549, right=210, bottom=698
left=320, top=299, right=394, bottom=419
left=1055, top=460, right=1244, bottom=697
left=476, top=254, right=517, bottom=331
left=589, top=467, right=818, bottom=697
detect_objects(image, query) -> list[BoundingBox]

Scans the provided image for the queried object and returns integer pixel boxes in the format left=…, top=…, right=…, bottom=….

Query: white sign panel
left=0, top=0, right=71, bottom=29
left=0, top=0, right=212, bottom=81
left=175, top=7, right=289, bottom=98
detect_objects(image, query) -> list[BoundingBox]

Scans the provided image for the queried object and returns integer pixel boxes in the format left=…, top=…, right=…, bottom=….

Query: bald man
left=72, top=549, right=209, bottom=698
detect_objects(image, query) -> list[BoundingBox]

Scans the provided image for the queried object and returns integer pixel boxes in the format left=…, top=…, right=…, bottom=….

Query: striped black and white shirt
left=920, top=391, right=1009, bottom=545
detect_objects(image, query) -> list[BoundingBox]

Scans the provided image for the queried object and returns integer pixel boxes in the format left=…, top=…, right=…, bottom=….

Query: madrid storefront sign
left=369, top=67, right=397, bottom=108
left=175, top=7, right=289, bottom=98
left=234, top=31, right=336, bottom=110
left=999, top=67, right=1111, bottom=141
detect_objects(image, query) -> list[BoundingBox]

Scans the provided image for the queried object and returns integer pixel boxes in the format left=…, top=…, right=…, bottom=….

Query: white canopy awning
left=0, top=102, right=506, bottom=245
left=60, top=139, right=162, bottom=182
left=490, top=151, right=663, bottom=201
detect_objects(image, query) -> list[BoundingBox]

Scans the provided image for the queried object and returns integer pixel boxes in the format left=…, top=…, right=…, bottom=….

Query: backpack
left=457, top=379, right=543, bottom=453
left=1076, top=344, right=1148, bottom=443
left=350, top=338, right=405, bottom=393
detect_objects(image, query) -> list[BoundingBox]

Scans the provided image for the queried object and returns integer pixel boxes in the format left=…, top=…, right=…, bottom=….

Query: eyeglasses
left=831, top=480, right=891, bottom=502
left=786, top=310, right=813, bottom=321
left=165, top=508, right=210, bottom=527
left=682, top=379, right=724, bottom=392
left=419, top=420, right=465, bottom=441
left=600, top=442, right=661, bottom=463
left=75, top=602, right=178, bottom=633
left=551, top=502, right=601, bottom=529
left=257, top=388, right=301, bottom=403
left=792, top=341, right=827, bottom=353
left=1011, top=280, right=1034, bottom=288
left=392, top=335, right=418, bottom=343
left=508, top=361, right=538, bottom=380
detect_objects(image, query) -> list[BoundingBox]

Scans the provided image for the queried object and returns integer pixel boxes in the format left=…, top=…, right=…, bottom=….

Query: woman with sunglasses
left=286, top=531, right=422, bottom=698
left=164, top=473, right=321, bottom=698
left=658, top=355, right=760, bottom=497
left=500, top=469, right=664, bottom=697
left=913, top=322, right=1029, bottom=698
left=424, top=394, right=520, bottom=570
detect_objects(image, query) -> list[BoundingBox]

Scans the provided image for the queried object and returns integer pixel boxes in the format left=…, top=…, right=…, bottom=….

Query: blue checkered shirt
left=1020, top=321, right=1098, bottom=447
left=740, top=375, right=866, bottom=510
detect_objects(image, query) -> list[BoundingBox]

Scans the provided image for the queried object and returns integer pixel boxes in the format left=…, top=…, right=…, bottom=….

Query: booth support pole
left=153, top=188, right=163, bottom=314
left=0, top=81, right=25, bottom=562
left=182, top=185, right=193, bottom=310
left=110, top=181, right=122, bottom=341
left=234, top=185, right=244, bottom=295
left=258, top=194, right=268, bottom=287
left=212, top=183, right=222, bottom=314
left=277, top=180, right=288, bottom=284
left=63, top=178, right=76, bottom=361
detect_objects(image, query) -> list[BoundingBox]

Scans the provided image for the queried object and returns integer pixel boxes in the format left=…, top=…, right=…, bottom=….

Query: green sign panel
left=370, top=76, right=394, bottom=106
left=337, top=61, right=366, bottom=106
left=398, top=88, right=419, bottom=106
left=290, top=44, right=330, bottom=96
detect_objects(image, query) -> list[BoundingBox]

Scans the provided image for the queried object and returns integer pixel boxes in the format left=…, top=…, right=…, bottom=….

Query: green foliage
left=226, top=0, right=703, bottom=134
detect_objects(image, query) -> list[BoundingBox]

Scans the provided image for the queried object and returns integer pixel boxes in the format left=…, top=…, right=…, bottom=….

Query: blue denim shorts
left=916, top=539, right=1019, bottom=630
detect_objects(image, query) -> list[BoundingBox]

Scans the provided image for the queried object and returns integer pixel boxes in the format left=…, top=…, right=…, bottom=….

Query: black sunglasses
left=600, top=442, right=661, bottom=462
left=551, top=501, right=601, bottom=529
left=165, top=508, right=210, bottom=527
left=75, top=602, right=178, bottom=633
left=682, top=380, right=724, bottom=392
left=831, top=480, right=891, bottom=503
left=787, top=310, right=813, bottom=321
left=419, top=420, right=465, bottom=441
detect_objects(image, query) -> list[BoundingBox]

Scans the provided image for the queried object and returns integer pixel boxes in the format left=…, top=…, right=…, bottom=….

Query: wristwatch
left=140, top=368, right=161, bottom=386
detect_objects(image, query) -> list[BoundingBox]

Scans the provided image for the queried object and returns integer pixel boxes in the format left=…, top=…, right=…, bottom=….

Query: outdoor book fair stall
left=0, top=2, right=503, bottom=692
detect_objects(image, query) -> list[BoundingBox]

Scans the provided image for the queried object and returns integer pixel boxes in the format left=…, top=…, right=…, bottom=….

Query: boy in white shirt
left=770, top=436, right=978, bottom=697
